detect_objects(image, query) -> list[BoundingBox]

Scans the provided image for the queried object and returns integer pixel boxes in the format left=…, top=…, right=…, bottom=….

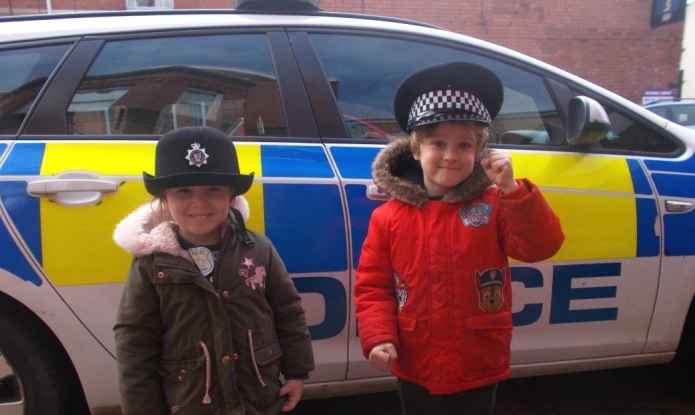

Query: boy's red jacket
left=355, top=139, right=564, bottom=394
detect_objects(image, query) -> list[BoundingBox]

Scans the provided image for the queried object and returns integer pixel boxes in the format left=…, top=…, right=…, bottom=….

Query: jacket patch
left=476, top=267, right=505, bottom=312
left=394, top=272, right=409, bottom=312
left=459, top=203, right=492, bottom=227
left=238, top=257, right=266, bottom=290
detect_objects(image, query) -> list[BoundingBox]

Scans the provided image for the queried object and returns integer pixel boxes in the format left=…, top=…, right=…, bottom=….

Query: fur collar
left=113, top=196, right=250, bottom=257
left=372, top=139, right=492, bottom=208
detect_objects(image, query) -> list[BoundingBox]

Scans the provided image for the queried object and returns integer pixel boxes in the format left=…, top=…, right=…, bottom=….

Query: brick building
left=0, top=0, right=683, bottom=104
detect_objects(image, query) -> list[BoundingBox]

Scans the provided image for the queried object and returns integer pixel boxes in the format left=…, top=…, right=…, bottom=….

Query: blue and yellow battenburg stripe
left=0, top=142, right=346, bottom=286
left=1, top=141, right=694, bottom=287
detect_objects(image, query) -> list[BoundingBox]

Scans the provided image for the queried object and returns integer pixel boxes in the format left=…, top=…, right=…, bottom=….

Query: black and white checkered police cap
left=394, top=61, right=504, bottom=133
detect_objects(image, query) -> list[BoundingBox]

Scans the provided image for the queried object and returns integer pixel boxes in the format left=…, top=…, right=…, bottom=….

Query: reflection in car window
left=67, top=34, right=287, bottom=136
left=0, top=45, right=70, bottom=135
left=309, top=34, right=561, bottom=144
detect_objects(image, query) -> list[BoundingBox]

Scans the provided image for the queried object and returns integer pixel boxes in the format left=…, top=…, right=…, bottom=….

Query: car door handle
left=27, top=172, right=119, bottom=207
left=367, top=185, right=390, bottom=201
left=27, top=179, right=118, bottom=195
left=665, top=200, right=694, bottom=213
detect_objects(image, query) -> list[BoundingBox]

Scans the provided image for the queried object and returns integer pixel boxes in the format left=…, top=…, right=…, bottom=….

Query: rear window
left=67, top=34, right=287, bottom=136
left=0, top=44, right=70, bottom=135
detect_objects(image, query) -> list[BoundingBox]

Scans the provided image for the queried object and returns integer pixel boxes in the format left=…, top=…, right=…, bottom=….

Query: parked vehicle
left=1, top=1, right=694, bottom=413
left=644, top=99, right=695, bottom=129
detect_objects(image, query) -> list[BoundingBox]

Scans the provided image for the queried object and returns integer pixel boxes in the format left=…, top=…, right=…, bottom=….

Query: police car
left=1, top=0, right=694, bottom=413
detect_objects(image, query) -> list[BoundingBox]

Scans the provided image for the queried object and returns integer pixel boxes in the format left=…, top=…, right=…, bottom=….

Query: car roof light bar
left=234, top=0, right=321, bottom=11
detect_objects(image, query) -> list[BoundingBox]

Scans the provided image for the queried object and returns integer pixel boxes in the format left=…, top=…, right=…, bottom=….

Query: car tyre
left=0, top=294, right=90, bottom=415
left=669, top=299, right=695, bottom=397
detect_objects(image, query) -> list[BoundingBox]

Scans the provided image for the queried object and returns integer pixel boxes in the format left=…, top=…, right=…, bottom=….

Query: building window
left=125, top=0, right=174, bottom=10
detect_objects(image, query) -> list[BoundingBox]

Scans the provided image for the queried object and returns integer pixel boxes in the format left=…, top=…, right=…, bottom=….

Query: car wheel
left=0, top=295, right=89, bottom=415
left=669, top=299, right=695, bottom=397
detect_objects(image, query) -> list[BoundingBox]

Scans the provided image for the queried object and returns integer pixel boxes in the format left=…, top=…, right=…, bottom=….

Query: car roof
left=0, top=9, right=440, bottom=43
left=0, top=9, right=578, bottom=83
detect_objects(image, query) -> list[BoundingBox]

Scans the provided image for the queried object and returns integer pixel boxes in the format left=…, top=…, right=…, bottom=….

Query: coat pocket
left=394, top=313, right=428, bottom=375
left=461, top=310, right=513, bottom=380
left=246, top=327, right=284, bottom=410
left=158, top=358, right=210, bottom=414
left=397, top=313, right=417, bottom=332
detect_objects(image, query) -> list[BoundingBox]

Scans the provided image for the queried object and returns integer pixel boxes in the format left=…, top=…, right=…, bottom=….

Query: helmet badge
left=185, top=142, right=209, bottom=167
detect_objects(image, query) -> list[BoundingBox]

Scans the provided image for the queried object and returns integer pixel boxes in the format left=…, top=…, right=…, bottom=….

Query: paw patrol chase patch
left=459, top=203, right=492, bottom=227
left=476, top=267, right=505, bottom=312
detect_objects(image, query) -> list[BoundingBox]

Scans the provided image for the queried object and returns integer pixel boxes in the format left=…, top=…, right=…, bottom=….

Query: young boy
left=113, top=126, right=314, bottom=415
left=354, top=62, right=565, bottom=415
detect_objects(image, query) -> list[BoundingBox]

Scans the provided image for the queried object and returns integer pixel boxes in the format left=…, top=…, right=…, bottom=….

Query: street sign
left=642, top=89, right=678, bottom=105
left=651, top=0, right=686, bottom=27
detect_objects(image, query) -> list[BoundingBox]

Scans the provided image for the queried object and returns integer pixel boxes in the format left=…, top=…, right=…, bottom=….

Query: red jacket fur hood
left=355, top=139, right=564, bottom=394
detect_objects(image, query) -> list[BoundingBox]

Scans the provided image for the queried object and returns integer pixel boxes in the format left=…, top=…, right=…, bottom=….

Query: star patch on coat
left=185, top=142, right=209, bottom=167
left=459, top=202, right=492, bottom=228
left=243, top=257, right=255, bottom=268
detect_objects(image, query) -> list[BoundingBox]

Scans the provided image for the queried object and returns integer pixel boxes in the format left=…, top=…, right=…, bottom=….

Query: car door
left=289, top=27, right=669, bottom=379
left=9, top=27, right=351, bottom=384
left=0, top=43, right=73, bottom=287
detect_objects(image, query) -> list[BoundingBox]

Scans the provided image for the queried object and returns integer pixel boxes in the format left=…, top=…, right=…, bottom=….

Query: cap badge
left=185, top=142, right=209, bottom=167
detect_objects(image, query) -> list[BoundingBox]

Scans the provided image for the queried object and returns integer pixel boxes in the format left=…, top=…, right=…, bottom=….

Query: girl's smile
left=162, top=185, right=236, bottom=246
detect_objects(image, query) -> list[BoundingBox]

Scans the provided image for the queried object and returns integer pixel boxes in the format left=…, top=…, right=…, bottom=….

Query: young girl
left=113, top=126, right=314, bottom=415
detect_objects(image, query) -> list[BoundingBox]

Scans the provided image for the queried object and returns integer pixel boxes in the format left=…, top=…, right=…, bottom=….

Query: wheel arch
left=0, top=290, right=90, bottom=413
left=676, top=295, right=695, bottom=354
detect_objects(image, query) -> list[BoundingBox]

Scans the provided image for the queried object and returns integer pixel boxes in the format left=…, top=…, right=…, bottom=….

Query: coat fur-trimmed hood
left=372, top=139, right=492, bottom=207
left=113, top=196, right=250, bottom=257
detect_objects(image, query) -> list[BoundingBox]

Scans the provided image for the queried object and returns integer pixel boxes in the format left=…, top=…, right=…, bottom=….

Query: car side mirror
left=566, top=96, right=611, bottom=146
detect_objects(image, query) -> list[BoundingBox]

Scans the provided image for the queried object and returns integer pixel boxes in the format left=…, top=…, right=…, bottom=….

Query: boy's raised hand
left=368, top=343, right=398, bottom=372
left=481, top=149, right=519, bottom=193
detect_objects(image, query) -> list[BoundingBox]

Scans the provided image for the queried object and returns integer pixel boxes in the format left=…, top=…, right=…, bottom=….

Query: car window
left=602, top=106, right=680, bottom=153
left=573, top=92, right=681, bottom=154
left=309, top=33, right=562, bottom=144
left=67, top=34, right=287, bottom=136
left=672, top=105, right=695, bottom=126
left=0, top=44, right=71, bottom=135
